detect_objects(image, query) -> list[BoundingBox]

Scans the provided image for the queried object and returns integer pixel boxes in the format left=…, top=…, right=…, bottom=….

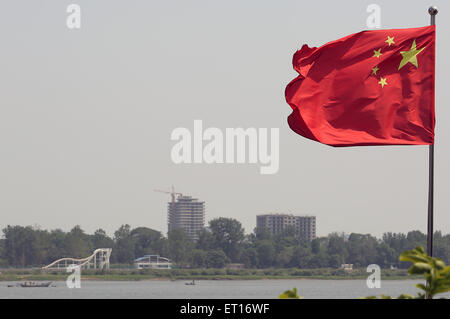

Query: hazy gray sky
left=0, top=0, right=449, bottom=238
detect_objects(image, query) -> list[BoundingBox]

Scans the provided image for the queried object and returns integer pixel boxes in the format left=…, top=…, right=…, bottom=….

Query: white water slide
left=42, top=248, right=112, bottom=270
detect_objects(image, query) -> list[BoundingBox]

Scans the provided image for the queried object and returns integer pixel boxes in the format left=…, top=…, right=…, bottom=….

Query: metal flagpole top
left=428, top=6, right=438, bottom=16
left=429, top=6, right=438, bottom=25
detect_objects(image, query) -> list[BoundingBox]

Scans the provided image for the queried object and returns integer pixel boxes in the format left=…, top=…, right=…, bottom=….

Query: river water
left=2, top=279, right=448, bottom=299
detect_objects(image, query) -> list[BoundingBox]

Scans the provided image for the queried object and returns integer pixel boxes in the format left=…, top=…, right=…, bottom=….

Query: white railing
left=134, top=255, right=172, bottom=269
left=42, top=248, right=112, bottom=270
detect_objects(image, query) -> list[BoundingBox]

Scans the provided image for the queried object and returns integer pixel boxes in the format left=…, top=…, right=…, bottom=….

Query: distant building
left=226, top=263, right=245, bottom=270
left=134, top=255, right=172, bottom=269
left=256, top=214, right=316, bottom=241
left=340, top=263, right=353, bottom=271
left=168, top=195, right=205, bottom=241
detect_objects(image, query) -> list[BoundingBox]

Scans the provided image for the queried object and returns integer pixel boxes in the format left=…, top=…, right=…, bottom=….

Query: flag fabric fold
left=285, top=26, right=435, bottom=147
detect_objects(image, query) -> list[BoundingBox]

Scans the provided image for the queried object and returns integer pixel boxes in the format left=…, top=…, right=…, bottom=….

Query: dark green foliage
left=0, top=224, right=168, bottom=267
left=113, top=224, right=135, bottom=263
left=256, top=240, right=275, bottom=268
left=131, top=227, right=168, bottom=260
left=206, top=249, right=229, bottom=268
left=208, top=218, right=245, bottom=262
left=1, top=222, right=450, bottom=270
left=168, top=228, right=194, bottom=266
left=191, top=249, right=207, bottom=268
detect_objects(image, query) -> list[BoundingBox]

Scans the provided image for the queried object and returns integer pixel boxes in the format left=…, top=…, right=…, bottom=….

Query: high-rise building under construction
left=256, top=214, right=316, bottom=242
left=168, top=196, right=205, bottom=241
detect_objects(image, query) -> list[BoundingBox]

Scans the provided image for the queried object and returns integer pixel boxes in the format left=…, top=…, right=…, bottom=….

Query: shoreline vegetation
left=2, top=222, right=449, bottom=286
left=0, top=268, right=422, bottom=282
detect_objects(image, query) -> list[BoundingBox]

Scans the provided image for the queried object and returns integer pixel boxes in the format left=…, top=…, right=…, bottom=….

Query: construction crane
left=154, top=186, right=183, bottom=207
left=154, top=186, right=183, bottom=232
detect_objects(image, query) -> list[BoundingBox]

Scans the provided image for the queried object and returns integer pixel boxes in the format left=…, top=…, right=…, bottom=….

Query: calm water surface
left=2, top=279, right=448, bottom=299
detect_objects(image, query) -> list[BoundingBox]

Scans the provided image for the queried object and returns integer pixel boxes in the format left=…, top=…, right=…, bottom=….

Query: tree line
left=1, top=217, right=449, bottom=269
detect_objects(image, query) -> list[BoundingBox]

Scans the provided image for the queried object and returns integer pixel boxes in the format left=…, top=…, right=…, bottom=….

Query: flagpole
left=427, top=6, right=438, bottom=257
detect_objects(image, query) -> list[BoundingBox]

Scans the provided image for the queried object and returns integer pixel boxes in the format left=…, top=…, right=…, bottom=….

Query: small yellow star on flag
left=378, top=77, right=388, bottom=88
left=373, top=49, right=382, bottom=58
left=372, top=66, right=379, bottom=75
left=398, top=39, right=425, bottom=70
left=385, top=36, right=395, bottom=46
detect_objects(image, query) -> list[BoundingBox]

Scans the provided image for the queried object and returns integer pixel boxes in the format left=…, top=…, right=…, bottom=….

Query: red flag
left=285, top=26, right=435, bottom=147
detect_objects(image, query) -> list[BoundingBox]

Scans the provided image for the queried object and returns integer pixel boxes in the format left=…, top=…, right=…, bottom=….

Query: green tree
left=274, top=226, right=299, bottom=252
left=168, top=228, right=193, bottom=267
left=33, top=229, right=53, bottom=265
left=311, top=238, right=321, bottom=254
left=65, top=226, right=92, bottom=259
left=209, top=218, right=245, bottom=262
left=131, top=227, right=166, bottom=258
left=240, top=247, right=258, bottom=268
left=0, top=238, right=5, bottom=266
left=206, top=249, right=229, bottom=268
left=434, top=232, right=450, bottom=264
left=114, top=224, right=135, bottom=263
left=405, top=231, right=427, bottom=251
left=256, top=240, right=275, bottom=268
left=276, top=247, right=295, bottom=268
left=346, top=233, right=378, bottom=267
left=196, top=229, right=215, bottom=251
left=382, top=232, right=409, bottom=268
left=191, top=249, right=207, bottom=268
left=47, top=229, right=68, bottom=262
left=327, top=233, right=347, bottom=261
left=308, top=251, right=328, bottom=268
left=3, top=226, right=39, bottom=266
left=290, top=245, right=312, bottom=268
left=376, top=243, right=397, bottom=268
left=92, top=229, right=114, bottom=248
left=254, top=227, right=272, bottom=241
left=328, top=254, right=343, bottom=268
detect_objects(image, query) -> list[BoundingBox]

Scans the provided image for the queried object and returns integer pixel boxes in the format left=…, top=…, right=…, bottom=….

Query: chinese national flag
left=285, top=26, right=435, bottom=147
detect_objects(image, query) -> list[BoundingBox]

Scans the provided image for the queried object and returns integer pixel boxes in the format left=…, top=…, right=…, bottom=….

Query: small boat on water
left=185, top=280, right=196, bottom=286
left=19, top=281, right=52, bottom=288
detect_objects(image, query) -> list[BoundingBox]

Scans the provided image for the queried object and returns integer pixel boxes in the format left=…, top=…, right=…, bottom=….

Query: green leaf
left=415, top=283, right=427, bottom=292
left=439, top=266, right=450, bottom=276
left=399, top=247, right=430, bottom=264
left=279, top=287, right=302, bottom=299
left=435, top=260, right=446, bottom=270
left=409, top=263, right=432, bottom=274
left=433, top=283, right=450, bottom=295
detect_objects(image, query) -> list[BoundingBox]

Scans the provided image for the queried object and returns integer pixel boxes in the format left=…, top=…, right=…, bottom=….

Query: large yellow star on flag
left=398, top=40, right=425, bottom=70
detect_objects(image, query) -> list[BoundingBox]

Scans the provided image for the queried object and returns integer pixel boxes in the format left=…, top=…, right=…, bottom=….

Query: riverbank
left=0, top=268, right=420, bottom=281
